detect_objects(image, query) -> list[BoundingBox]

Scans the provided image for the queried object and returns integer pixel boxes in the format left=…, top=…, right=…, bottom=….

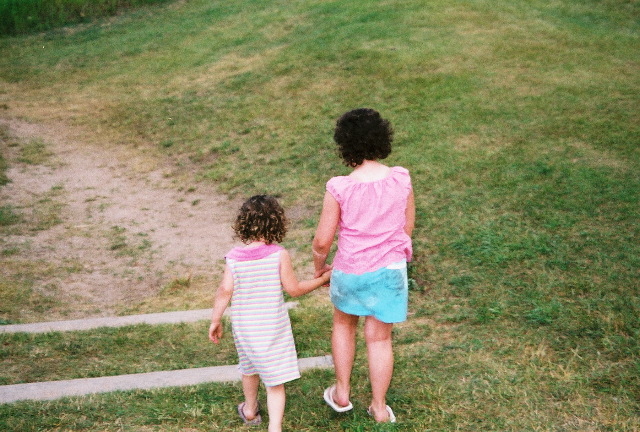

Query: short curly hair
left=333, top=108, right=394, bottom=167
left=233, top=195, right=288, bottom=245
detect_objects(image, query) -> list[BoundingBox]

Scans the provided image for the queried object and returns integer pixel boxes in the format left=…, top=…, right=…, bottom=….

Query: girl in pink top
left=210, top=195, right=331, bottom=432
left=313, top=108, right=415, bottom=423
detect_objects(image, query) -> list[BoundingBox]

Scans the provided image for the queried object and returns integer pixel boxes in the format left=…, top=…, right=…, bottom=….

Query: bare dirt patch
left=1, top=118, right=241, bottom=322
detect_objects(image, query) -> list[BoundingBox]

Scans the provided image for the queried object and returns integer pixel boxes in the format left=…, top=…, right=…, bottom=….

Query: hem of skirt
left=333, top=304, right=407, bottom=324
left=263, top=373, right=301, bottom=387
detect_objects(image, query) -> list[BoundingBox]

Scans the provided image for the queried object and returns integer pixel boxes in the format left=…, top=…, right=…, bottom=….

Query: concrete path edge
left=0, top=303, right=298, bottom=334
left=0, top=355, right=334, bottom=404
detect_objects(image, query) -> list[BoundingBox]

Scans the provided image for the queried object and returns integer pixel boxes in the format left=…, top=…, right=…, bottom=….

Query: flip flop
left=323, top=385, right=353, bottom=412
left=367, top=405, right=397, bottom=423
left=237, top=402, right=262, bottom=426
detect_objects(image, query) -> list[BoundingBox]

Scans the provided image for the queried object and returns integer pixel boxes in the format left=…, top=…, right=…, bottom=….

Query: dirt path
left=1, top=119, right=240, bottom=320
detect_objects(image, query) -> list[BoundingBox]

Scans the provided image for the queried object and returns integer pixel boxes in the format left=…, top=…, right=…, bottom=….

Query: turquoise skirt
left=330, top=260, right=408, bottom=324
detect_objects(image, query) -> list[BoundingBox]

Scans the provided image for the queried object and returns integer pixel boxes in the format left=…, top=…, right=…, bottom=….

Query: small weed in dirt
left=17, top=139, right=52, bottom=165
left=0, top=125, right=13, bottom=185
left=31, top=197, right=64, bottom=231
left=0, top=204, right=21, bottom=226
left=0, top=154, right=8, bottom=186
left=161, top=275, right=192, bottom=294
left=1, top=246, right=20, bottom=256
left=107, top=226, right=154, bottom=261
left=108, top=225, right=128, bottom=251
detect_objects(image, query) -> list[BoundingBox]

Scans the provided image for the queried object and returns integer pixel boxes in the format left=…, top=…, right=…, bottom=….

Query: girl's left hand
left=314, top=264, right=332, bottom=279
left=209, top=322, right=223, bottom=343
left=321, top=269, right=332, bottom=287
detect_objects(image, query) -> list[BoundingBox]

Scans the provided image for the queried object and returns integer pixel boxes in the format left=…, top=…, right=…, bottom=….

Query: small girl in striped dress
left=209, top=195, right=331, bottom=432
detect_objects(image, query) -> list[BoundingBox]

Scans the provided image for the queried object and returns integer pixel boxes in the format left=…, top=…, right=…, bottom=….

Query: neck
left=355, top=159, right=378, bottom=168
left=246, top=240, right=266, bottom=247
left=349, top=160, right=390, bottom=182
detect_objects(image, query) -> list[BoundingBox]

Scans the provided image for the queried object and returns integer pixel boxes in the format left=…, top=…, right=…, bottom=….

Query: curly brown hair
left=333, top=108, right=394, bottom=167
left=233, top=195, right=288, bottom=244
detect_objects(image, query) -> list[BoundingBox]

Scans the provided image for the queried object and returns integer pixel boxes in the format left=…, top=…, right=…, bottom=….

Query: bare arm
left=405, top=189, right=415, bottom=237
left=280, top=249, right=331, bottom=297
left=209, top=265, right=233, bottom=343
left=312, top=191, right=340, bottom=277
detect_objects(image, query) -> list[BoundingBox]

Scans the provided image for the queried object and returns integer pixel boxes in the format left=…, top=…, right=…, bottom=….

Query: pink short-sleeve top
left=327, top=166, right=413, bottom=275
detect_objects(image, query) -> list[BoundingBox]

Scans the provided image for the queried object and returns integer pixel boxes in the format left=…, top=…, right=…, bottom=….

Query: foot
left=323, top=385, right=353, bottom=412
left=238, top=402, right=262, bottom=425
left=367, top=404, right=396, bottom=423
left=242, top=403, right=258, bottom=421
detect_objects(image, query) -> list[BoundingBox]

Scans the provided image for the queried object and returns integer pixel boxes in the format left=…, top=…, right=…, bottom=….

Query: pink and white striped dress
left=225, top=243, right=301, bottom=387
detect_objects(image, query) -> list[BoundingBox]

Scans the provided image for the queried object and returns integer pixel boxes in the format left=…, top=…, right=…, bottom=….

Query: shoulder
left=326, top=175, right=350, bottom=199
left=263, top=244, right=285, bottom=258
left=278, top=248, right=295, bottom=274
left=271, top=245, right=286, bottom=256
left=327, top=175, right=350, bottom=189
left=391, top=166, right=410, bottom=176
left=391, top=166, right=412, bottom=188
left=278, top=248, right=292, bottom=261
left=226, top=244, right=284, bottom=261
left=225, top=246, right=243, bottom=260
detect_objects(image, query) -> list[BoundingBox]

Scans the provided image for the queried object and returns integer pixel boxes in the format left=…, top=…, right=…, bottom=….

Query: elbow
left=284, top=285, right=303, bottom=298
left=312, top=237, right=332, bottom=256
left=404, top=216, right=415, bottom=237
left=404, top=224, right=414, bottom=237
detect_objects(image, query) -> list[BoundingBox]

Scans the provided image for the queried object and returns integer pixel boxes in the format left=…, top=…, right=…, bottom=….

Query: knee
left=364, top=322, right=393, bottom=345
left=266, top=384, right=285, bottom=395
left=364, top=330, right=390, bottom=345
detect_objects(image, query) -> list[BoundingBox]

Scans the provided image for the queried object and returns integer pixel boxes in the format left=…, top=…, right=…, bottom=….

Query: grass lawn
left=0, top=0, right=638, bottom=430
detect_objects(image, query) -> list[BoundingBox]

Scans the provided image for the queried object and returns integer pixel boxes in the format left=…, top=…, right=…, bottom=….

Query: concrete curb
left=0, top=303, right=298, bottom=334
left=0, top=355, right=334, bottom=404
left=0, top=302, right=329, bottom=405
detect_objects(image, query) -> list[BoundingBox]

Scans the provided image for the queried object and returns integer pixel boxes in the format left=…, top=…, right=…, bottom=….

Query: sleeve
left=392, top=166, right=412, bottom=195
left=326, top=176, right=344, bottom=203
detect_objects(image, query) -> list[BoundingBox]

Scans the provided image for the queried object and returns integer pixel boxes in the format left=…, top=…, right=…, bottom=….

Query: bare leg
left=332, top=307, right=359, bottom=407
left=241, top=374, right=260, bottom=421
left=364, top=316, right=394, bottom=422
left=265, top=384, right=286, bottom=432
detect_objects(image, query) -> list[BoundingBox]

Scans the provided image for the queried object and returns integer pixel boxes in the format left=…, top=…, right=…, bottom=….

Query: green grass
left=0, top=205, right=20, bottom=226
left=16, top=138, right=52, bottom=165
left=0, top=125, right=12, bottom=186
left=0, top=308, right=332, bottom=385
left=0, top=0, right=173, bottom=36
left=0, top=322, right=233, bottom=385
left=0, top=0, right=638, bottom=430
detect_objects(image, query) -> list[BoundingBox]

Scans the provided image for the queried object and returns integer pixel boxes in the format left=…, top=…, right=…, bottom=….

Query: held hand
left=209, top=322, right=223, bottom=344
left=320, top=268, right=332, bottom=287
left=314, top=264, right=332, bottom=279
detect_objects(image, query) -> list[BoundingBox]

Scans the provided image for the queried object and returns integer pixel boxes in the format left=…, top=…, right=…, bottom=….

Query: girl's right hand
left=319, top=267, right=332, bottom=287
left=314, top=264, right=332, bottom=279
left=324, top=270, right=332, bottom=285
left=209, top=321, right=223, bottom=343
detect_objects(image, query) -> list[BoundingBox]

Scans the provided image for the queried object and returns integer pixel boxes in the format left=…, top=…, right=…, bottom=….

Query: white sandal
left=323, top=385, right=353, bottom=412
left=367, top=405, right=397, bottom=423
